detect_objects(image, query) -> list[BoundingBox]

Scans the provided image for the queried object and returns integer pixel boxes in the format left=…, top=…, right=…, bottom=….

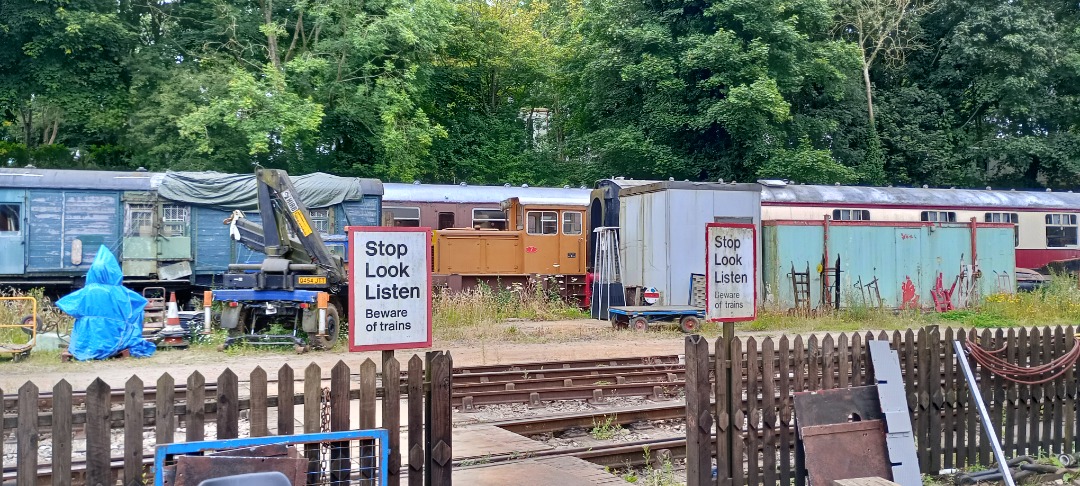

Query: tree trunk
left=21, top=107, right=33, bottom=149
left=47, top=119, right=59, bottom=145
left=862, top=61, right=875, bottom=127
left=262, top=0, right=281, bottom=70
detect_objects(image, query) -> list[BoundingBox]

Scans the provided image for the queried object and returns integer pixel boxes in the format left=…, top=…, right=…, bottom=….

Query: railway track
left=3, top=355, right=692, bottom=483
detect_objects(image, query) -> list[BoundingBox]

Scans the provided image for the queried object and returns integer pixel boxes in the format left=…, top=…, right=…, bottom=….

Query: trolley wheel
left=611, top=318, right=620, bottom=330
left=679, top=315, right=701, bottom=333
left=311, top=303, right=340, bottom=350
left=630, top=316, right=649, bottom=332
left=19, top=315, right=44, bottom=335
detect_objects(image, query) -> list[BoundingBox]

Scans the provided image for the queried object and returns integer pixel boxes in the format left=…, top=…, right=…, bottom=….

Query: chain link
left=319, top=387, right=332, bottom=478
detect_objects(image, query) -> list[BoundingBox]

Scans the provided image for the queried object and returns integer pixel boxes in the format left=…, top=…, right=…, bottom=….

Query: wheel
left=630, top=316, right=649, bottom=332
left=312, top=303, right=340, bottom=350
left=294, top=344, right=309, bottom=354
left=679, top=315, right=701, bottom=333
left=19, top=315, right=44, bottom=336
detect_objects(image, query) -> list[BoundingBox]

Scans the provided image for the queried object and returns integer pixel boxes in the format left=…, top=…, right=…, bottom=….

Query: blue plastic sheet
left=56, top=246, right=156, bottom=360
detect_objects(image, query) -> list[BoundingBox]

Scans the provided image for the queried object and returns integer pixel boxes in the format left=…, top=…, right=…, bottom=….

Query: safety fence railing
left=684, top=326, right=1079, bottom=485
left=2, top=351, right=453, bottom=486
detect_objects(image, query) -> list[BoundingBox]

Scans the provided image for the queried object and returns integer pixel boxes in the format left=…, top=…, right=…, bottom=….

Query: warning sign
left=348, top=226, right=432, bottom=351
left=706, top=223, right=757, bottom=322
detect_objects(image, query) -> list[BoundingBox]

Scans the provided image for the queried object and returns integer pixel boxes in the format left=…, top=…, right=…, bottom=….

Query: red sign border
left=705, top=222, right=758, bottom=323
left=347, top=226, right=433, bottom=352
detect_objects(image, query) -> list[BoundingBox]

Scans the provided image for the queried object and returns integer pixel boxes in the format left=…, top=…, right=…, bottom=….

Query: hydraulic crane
left=213, top=168, right=346, bottom=351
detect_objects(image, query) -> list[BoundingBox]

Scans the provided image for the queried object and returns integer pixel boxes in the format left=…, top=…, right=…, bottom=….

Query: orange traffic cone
left=166, top=292, right=181, bottom=327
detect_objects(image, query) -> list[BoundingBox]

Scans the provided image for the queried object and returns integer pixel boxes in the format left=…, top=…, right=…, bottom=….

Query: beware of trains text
left=348, top=227, right=433, bottom=351
left=706, top=223, right=757, bottom=322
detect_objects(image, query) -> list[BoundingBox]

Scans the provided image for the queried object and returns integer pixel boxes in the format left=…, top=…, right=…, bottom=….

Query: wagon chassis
left=607, top=305, right=705, bottom=333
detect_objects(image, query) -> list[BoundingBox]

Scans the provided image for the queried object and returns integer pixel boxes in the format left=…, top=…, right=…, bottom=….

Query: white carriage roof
left=0, top=168, right=164, bottom=191
left=383, top=182, right=591, bottom=206
left=760, top=182, right=1080, bottom=210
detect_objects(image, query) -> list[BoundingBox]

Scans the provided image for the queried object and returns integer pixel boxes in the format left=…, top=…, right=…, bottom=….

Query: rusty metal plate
left=793, top=386, right=883, bottom=427
left=801, top=419, right=892, bottom=485
left=173, top=455, right=306, bottom=486
left=205, top=443, right=295, bottom=458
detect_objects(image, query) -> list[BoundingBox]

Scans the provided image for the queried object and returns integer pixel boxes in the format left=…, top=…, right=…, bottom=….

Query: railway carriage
left=758, top=181, right=1080, bottom=271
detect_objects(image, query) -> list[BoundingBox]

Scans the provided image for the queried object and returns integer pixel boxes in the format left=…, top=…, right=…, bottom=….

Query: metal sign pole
left=953, top=340, right=1014, bottom=486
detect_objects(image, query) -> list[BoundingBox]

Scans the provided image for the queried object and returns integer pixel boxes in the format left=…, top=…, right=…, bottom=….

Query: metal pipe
left=954, top=340, right=1014, bottom=486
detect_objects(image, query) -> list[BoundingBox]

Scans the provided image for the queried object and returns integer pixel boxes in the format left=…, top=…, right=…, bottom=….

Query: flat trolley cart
left=608, top=306, right=705, bottom=333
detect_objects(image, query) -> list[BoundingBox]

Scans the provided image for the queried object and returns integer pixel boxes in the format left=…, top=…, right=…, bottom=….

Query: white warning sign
left=348, top=227, right=432, bottom=351
left=706, top=223, right=757, bottom=322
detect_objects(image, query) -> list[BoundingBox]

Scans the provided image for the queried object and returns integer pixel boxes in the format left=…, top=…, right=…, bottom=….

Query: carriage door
left=0, top=190, right=26, bottom=275
left=122, top=195, right=158, bottom=277
left=560, top=210, right=586, bottom=273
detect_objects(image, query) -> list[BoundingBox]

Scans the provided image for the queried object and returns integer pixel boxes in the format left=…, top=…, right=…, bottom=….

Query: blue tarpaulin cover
left=56, top=246, right=156, bottom=360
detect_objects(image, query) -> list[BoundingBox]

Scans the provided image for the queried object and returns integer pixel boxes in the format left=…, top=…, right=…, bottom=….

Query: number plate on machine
left=297, top=276, right=327, bottom=285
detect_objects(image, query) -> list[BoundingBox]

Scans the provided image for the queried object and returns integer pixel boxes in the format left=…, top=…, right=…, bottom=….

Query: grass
left=589, top=414, right=622, bottom=440
left=0, top=287, right=72, bottom=346
left=432, top=278, right=589, bottom=342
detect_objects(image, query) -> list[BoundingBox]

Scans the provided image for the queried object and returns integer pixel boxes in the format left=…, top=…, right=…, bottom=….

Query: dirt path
left=0, top=320, right=688, bottom=390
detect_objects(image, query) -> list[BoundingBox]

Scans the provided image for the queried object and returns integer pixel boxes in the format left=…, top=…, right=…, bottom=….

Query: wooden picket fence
left=685, top=326, right=1080, bottom=486
left=1, top=351, right=453, bottom=486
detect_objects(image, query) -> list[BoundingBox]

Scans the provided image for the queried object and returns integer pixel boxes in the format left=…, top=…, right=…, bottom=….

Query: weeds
left=432, top=278, right=588, bottom=342
left=590, top=414, right=621, bottom=440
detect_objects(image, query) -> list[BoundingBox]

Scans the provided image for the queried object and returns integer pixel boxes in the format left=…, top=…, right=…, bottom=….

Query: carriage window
left=472, top=209, right=507, bottom=230
left=831, top=209, right=870, bottom=221
left=383, top=207, right=421, bottom=227
left=309, top=208, right=331, bottom=234
left=0, top=204, right=20, bottom=233
left=920, top=211, right=956, bottom=222
left=563, top=212, right=583, bottom=235
left=162, top=204, right=190, bottom=237
left=985, top=212, right=1019, bottom=247
left=527, top=211, right=558, bottom=235
left=1045, top=213, right=1078, bottom=247
left=124, top=203, right=155, bottom=237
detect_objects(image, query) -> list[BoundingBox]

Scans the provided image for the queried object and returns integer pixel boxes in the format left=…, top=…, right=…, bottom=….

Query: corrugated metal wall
left=763, top=222, right=1015, bottom=309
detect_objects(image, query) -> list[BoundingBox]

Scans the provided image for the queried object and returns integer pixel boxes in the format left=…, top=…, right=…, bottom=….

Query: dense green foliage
left=2, top=0, right=1079, bottom=187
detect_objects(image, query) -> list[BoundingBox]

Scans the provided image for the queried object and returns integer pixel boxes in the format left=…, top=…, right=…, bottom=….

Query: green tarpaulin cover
left=157, top=171, right=382, bottom=210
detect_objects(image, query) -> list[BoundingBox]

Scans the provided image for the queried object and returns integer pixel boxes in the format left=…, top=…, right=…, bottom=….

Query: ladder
left=790, top=263, right=812, bottom=314
left=819, top=254, right=841, bottom=310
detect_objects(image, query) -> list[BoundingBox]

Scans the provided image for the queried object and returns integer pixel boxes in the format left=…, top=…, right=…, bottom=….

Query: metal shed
left=762, top=220, right=1016, bottom=310
left=601, top=180, right=762, bottom=306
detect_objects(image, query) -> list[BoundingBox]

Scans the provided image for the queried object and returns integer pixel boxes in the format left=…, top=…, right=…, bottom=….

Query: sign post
left=705, top=223, right=757, bottom=323
left=347, top=226, right=433, bottom=352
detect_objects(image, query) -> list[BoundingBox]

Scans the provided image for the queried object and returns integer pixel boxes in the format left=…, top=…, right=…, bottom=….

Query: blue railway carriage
left=0, top=168, right=383, bottom=292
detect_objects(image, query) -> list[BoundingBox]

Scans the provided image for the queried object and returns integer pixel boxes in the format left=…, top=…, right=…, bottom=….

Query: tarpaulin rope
left=965, top=335, right=1080, bottom=385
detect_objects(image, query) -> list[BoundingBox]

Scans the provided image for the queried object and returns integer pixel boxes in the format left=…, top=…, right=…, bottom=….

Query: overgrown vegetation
left=0, top=287, right=71, bottom=346
left=432, top=279, right=588, bottom=341
left=589, top=414, right=622, bottom=440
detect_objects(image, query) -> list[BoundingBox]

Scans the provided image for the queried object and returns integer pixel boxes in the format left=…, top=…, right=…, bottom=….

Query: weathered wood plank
left=124, top=376, right=144, bottom=485
left=685, top=335, right=712, bottom=486
left=250, top=367, right=268, bottom=438
left=304, top=363, right=322, bottom=482
left=186, top=372, right=205, bottom=442
left=715, top=333, right=732, bottom=486
left=762, top=338, right=778, bottom=486
left=730, top=338, right=745, bottom=486
left=821, top=334, right=835, bottom=390
left=408, top=355, right=424, bottom=486
left=778, top=335, right=793, bottom=486
left=1052, top=326, right=1066, bottom=453
left=382, top=351, right=402, bottom=486
left=429, top=352, right=453, bottom=486
left=155, top=374, right=174, bottom=445
left=86, top=378, right=112, bottom=486
left=745, top=337, right=760, bottom=486
left=17, top=382, right=38, bottom=486
left=1042, top=327, right=1055, bottom=454
left=331, top=361, right=351, bottom=484
left=216, top=369, right=239, bottom=440
left=942, top=327, right=956, bottom=470
left=978, top=329, right=994, bottom=465
left=51, top=380, right=72, bottom=486
left=1003, top=327, right=1018, bottom=458
left=278, top=365, right=294, bottom=436
left=928, top=327, right=942, bottom=474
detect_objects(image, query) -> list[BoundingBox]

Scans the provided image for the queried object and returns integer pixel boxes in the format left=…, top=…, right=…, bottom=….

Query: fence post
left=17, top=382, right=38, bottom=486
left=278, top=365, right=295, bottom=436
left=86, top=378, right=112, bottom=486
left=186, top=372, right=205, bottom=442
left=408, top=355, right=424, bottom=486
left=427, top=352, right=453, bottom=486
left=685, top=334, right=712, bottom=486
left=304, top=363, right=322, bottom=482
left=250, top=367, right=268, bottom=437
left=331, top=361, right=352, bottom=484
left=156, top=374, right=174, bottom=445
left=124, top=376, right=144, bottom=485
left=360, top=359, right=378, bottom=482
left=52, top=380, right=72, bottom=486
left=216, top=369, right=239, bottom=440
left=383, top=351, right=402, bottom=486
